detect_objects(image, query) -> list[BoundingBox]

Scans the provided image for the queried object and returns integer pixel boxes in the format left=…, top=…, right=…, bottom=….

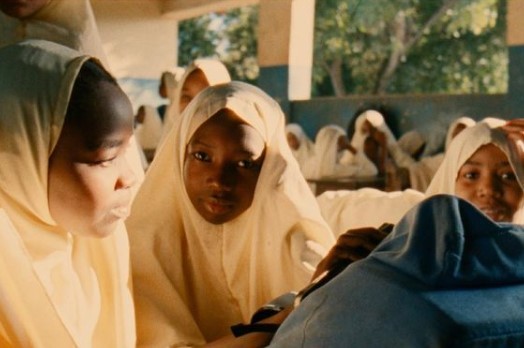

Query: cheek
left=454, top=180, right=473, bottom=201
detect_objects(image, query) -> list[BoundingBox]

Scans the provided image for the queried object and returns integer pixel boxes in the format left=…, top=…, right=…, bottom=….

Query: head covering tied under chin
left=127, top=81, right=335, bottom=346
left=0, top=39, right=135, bottom=347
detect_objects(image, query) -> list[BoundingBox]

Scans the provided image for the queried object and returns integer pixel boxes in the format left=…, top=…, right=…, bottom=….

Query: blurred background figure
left=285, top=123, right=316, bottom=179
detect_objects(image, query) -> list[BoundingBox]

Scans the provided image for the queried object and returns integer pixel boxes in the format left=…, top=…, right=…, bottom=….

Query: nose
left=206, top=162, right=234, bottom=190
left=477, top=175, right=501, bottom=198
left=115, top=152, right=138, bottom=190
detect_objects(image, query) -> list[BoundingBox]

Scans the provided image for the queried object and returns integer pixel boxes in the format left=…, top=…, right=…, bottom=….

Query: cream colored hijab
left=426, top=121, right=524, bottom=223
left=285, top=123, right=316, bottom=179
left=160, top=59, right=232, bottom=143
left=0, top=0, right=108, bottom=66
left=135, top=105, right=163, bottom=151
left=127, top=81, right=335, bottom=346
left=0, top=40, right=135, bottom=347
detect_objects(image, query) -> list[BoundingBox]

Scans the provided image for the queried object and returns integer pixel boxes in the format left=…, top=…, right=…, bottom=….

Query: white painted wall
left=91, top=0, right=178, bottom=79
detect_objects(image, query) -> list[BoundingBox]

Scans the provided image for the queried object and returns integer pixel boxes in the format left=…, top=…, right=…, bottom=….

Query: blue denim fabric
left=269, top=195, right=524, bottom=347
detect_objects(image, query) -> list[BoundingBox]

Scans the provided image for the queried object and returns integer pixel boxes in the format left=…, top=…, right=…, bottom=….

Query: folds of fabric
left=127, top=81, right=335, bottom=346
left=285, top=123, right=316, bottom=179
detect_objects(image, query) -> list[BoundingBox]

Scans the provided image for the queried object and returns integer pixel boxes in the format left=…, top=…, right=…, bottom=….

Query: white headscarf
left=444, top=116, right=477, bottom=150
left=285, top=123, right=316, bottom=179
left=0, top=40, right=135, bottom=347
left=135, top=105, right=163, bottom=151
left=426, top=121, right=524, bottom=223
left=0, top=0, right=108, bottom=66
left=127, top=81, right=335, bottom=346
left=313, top=125, right=377, bottom=179
left=160, top=59, right=231, bottom=144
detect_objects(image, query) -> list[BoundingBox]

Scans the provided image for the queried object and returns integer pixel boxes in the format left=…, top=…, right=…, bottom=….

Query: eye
left=462, top=171, right=479, bottom=180
left=89, top=157, right=117, bottom=168
left=193, top=151, right=210, bottom=162
left=238, top=159, right=255, bottom=169
left=500, top=171, right=517, bottom=181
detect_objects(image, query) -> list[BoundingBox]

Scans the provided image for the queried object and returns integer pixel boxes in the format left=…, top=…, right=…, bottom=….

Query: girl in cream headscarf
left=0, top=40, right=137, bottom=347
left=312, top=124, right=378, bottom=179
left=285, top=123, right=316, bottom=179
left=159, top=58, right=232, bottom=144
left=426, top=119, right=524, bottom=224
left=127, top=81, right=335, bottom=347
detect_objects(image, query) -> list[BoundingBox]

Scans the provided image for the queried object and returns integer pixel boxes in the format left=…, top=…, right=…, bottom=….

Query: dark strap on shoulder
left=230, top=323, right=280, bottom=337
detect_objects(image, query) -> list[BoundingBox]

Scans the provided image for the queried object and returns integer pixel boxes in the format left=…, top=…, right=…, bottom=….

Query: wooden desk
left=308, top=175, right=386, bottom=196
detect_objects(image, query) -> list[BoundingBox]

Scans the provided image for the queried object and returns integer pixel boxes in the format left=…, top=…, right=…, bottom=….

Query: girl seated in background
left=159, top=58, right=231, bottom=144
left=126, top=81, right=335, bottom=347
left=0, top=40, right=137, bottom=347
left=285, top=123, right=316, bottom=179
left=312, top=124, right=378, bottom=179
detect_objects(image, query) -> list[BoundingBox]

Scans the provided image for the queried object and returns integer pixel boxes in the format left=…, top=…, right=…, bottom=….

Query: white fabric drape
left=135, top=105, right=163, bottom=151
left=285, top=123, right=316, bottom=179
left=0, top=40, right=135, bottom=347
left=312, top=125, right=377, bottom=179
left=0, top=0, right=108, bottom=67
left=127, top=81, right=335, bottom=347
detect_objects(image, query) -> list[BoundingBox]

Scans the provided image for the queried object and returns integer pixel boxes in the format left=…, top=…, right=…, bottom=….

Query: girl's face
left=48, top=81, right=136, bottom=237
left=179, top=69, right=209, bottom=114
left=184, top=109, right=266, bottom=224
left=455, top=144, right=523, bottom=222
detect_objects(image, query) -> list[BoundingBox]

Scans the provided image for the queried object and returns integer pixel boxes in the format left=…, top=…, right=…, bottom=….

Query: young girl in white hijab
left=285, top=123, right=316, bottom=179
left=312, top=124, right=378, bottom=179
left=159, top=58, right=232, bottom=144
left=0, top=39, right=137, bottom=347
left=127, top=81, right=335, bottom=347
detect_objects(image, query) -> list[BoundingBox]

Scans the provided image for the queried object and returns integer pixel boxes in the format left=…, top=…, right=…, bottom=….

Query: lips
left=478, top=206, right=507, bottom=221
left=110, top=205, right=131, bottom=219
left=203, top=195, right=234, bottom=215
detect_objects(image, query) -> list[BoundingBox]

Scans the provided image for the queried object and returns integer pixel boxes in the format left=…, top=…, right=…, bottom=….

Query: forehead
left=189, top=109, right=265, bottom=148
left=466, top=144, right=509, bottom=165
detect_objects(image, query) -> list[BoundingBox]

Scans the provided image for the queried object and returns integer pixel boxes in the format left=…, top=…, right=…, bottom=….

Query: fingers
left=312, top=227, right=389, bottom=279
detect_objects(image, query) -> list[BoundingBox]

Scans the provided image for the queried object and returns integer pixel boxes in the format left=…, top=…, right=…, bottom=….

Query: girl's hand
left=312, top=226, right=390, bottom=280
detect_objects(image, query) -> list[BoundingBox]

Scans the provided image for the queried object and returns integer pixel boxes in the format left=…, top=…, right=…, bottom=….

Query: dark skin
left=312, top=226, right=391, bottom=279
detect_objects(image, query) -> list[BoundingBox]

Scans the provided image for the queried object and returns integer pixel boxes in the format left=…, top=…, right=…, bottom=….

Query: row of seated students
left=2, top=2, right=524, bottom=347
left=286, top=110, right=479, bottom=194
